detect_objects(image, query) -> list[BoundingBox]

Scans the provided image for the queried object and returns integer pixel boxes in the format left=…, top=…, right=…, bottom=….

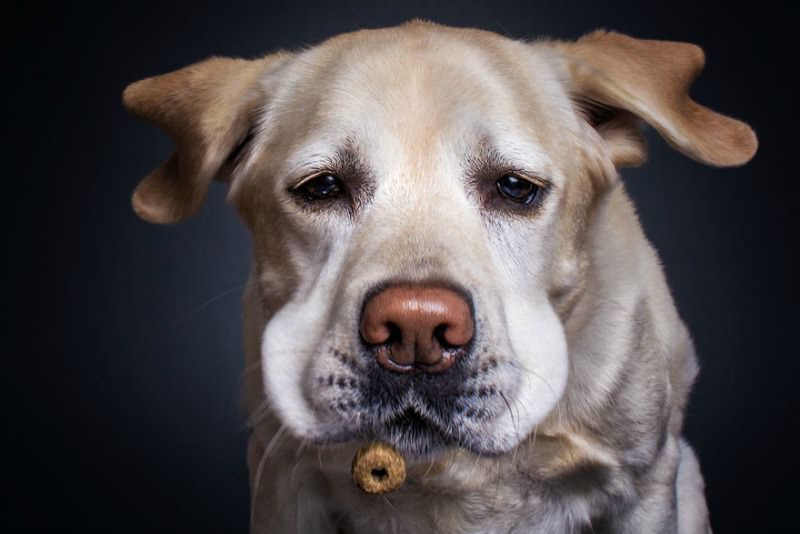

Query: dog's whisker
left=316, top=444, right=328, bottom=473
left=289, top=437, right=311, bottom=488
left=517, top=364, right=561, bottom=404
left=510, top=414, right=522, bottom=468
left=247, top=398, right=278, bottom=429
left=263, top=424, right=290, bottom=462
left=250, top=424, right=289, bottom=525
left=493, top=446, right=505, bottom=511
left=172, top=281, right=254, bottom=324
left=529, top=370, right=564, bottom=429
left=499, top=390, right=518, bottom=434
left=381, top=494, right=398, bottom=512
left=422, top=454, right=437, bottom=478
left=501, top=383, right=532, bottom=465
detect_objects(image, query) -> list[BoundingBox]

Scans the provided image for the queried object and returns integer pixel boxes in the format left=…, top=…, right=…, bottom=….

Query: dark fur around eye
left=288, top=145, right=373, bottom=216
left=464, top=143, right=550, bottom=216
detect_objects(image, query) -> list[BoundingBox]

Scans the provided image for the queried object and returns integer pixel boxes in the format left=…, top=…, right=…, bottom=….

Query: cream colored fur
left=124, top=21, right=755, bottom=533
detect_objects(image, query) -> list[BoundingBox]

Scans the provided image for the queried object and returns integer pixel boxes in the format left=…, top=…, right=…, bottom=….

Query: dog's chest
left=323, top=461, right=608, bottom=534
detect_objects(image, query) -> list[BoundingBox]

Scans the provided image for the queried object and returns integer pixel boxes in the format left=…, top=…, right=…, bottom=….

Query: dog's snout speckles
left=308, top=335, right=517, bottom=455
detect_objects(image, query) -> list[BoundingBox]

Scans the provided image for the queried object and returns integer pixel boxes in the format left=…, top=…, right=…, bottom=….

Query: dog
left=123, top=21, right=756, bottom=533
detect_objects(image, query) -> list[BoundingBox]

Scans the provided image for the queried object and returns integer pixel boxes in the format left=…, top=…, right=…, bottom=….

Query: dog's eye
left=297, top=174, right=342, bottom=200
left=496, top=175, right=540, bottom=204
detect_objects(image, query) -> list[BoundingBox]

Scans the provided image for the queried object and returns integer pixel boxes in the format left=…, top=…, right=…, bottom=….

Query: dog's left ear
left=556, top=31, right=757, bottom=167
left=123, top=53, right=289, bottom=223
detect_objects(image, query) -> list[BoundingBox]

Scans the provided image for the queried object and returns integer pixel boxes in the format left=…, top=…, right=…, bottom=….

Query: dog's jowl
left=124, top=22, right=756, bottom=533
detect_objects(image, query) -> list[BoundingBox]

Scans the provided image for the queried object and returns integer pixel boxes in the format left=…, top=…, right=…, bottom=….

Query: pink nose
left=360, top=285, right=474, bottom=373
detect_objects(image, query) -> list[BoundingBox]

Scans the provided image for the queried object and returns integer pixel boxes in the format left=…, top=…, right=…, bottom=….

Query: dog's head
left=124, top=22, right=755, bottom=457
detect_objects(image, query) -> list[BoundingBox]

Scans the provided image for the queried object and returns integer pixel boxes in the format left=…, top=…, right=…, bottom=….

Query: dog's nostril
left=433, top=324, right=454, bottom=349
left=361, top=320, right=402, bottom=346
left=385, top=322, right=402, bottom=345
left=434, top=321, right=473, bottom=349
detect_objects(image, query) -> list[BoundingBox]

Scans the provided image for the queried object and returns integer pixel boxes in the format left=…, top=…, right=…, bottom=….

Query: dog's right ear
left=123, top=53, right=290, bottom=223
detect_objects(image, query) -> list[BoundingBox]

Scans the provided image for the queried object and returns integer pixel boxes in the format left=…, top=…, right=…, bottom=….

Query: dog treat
left=351, top=442, right=406, bottom=494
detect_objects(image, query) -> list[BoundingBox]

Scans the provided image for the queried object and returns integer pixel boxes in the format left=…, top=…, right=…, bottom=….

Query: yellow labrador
left=124, top=21, right=756, bottom=533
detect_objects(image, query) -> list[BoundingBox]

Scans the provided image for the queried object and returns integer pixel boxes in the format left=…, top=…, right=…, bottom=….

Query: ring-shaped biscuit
left=352, top=442, right=406, bottom=494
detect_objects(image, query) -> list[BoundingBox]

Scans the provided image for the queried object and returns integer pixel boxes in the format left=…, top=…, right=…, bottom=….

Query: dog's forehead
left=259, top=22, right=578, bottom=181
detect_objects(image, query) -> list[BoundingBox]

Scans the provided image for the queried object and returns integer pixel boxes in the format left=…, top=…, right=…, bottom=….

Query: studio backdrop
left=6, top=1, right=796, bottom=532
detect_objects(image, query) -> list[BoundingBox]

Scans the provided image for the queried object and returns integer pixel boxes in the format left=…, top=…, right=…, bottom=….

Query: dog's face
left=124, top=23, right=756, bottom=458
left=237, top=26, right=585, bottom=456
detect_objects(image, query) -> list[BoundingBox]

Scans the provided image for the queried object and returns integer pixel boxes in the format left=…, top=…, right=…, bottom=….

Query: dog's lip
left=309, top=407, right=513, bottom=458
left=378, top=408, right=451, bottom=456
left=310, top=408, right=450, bottom=455
left=384, top=407, right=441, bottom=435
left=376, top=410, right=508, bottom=457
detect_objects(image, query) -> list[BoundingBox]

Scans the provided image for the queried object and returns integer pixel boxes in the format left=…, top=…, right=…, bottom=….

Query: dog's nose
left=360, top=285, right=473, bottom=373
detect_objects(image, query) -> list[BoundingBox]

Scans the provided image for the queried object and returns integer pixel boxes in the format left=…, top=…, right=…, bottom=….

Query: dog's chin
left=377, top=409, right=450, bottom=458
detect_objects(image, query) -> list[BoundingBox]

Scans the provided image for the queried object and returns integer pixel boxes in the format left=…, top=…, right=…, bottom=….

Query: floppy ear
left=556, top=30, right=757, bottom=167
left=123, top=53, right=289, bottom=223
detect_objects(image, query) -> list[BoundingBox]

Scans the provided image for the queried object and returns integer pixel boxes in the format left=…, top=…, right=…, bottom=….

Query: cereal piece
left=351, top=442, right=406, bottom=494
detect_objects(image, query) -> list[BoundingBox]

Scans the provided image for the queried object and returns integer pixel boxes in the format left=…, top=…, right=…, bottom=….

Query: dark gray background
left=5, top=1, right=796, bottom=532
